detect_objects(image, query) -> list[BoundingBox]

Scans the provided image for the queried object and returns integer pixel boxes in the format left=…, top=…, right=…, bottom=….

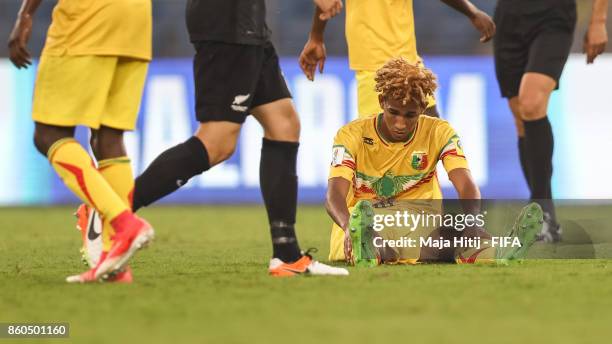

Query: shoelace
left=302, top=247, right=318, bottom=259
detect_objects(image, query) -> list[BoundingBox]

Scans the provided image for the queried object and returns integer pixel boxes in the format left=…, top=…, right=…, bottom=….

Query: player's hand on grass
left=299, top=38, right=326, bottom=81
left=470, top=9, right=495, bottom=43
left=8, top=14, right=33, bottom=69
left=584, top=22, right=607, bottom=64
left=314, top=0, right=343, bottom=20
left=343, top=228, right=354, bottom=265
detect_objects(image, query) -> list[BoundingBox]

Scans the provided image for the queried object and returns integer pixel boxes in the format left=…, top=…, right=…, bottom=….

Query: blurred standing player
left=8, top=0, right=155, bottom=282
left=493, top=0, right=608, bottom=241
left=119, top=0, right=348, bottom=276
left=299, top=0, right=496, bottom=118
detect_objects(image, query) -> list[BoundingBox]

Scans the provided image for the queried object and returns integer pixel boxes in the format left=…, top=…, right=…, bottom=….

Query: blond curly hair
left=374, top=57, right=437, bottom=110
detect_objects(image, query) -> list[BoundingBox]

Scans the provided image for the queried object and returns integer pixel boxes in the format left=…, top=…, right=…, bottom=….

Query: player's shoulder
left=418, top=115, right=454, bottom=133
left=336, top=115, right=375, bottom=137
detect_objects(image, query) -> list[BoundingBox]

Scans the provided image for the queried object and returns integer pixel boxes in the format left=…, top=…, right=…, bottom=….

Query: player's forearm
left=17, top=0, right=42, bottom=19
left=590, top=0, right=608, bottom=24
left=448, top=168, right=481, bottom=214
left=457, top=188, right=481, bottom=215
left=309, top=7, right=328, bottom=41
left=439, top=0, right=479, bottom=19
left=325, top=191, right=350, bottom=230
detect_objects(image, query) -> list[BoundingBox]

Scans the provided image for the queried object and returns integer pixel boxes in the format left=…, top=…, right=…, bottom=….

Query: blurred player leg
left=36, top=125, right=152, bottom=282
left=33, top=121, right=130, bottom=228
left=494, top=0, right=575, bottom=242
left=94, top=129, right=136, bottom=282
left=32, top=55, right=152, bottom=283
left=508, top=97, right=531, bottom=193
left=517, top=73, right=558, bottom=238
left=252, top=99, right=302, bottom=263
left=131, top=122, right=234, bottom=211
left=131, top=40, right=253, bottom=211
left=250, top=47, right=347, bottom=276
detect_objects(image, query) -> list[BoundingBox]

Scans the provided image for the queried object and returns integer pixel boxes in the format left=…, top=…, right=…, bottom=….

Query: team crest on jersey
left=411, top=151, right=428, bottom=170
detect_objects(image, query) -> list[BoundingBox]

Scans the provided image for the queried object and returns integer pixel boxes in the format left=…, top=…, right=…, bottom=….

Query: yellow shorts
left=32, top=54, right=148, bottom=130
left=355, top=69, right=437, bottom=119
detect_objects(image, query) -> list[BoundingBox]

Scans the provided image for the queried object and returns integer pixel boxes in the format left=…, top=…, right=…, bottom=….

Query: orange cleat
left=94, top=211, right=154, bottom=280
left=268, top=250, right=349, bottom=277
left=73, top=204, right=103, bottom=267
left=74, top=204, right=89, bottom=238
left=106, top=266, right=133, bottom=284
left=66, top=252, right=133, bottom=284
left=66, top=266, right=99, bottom=283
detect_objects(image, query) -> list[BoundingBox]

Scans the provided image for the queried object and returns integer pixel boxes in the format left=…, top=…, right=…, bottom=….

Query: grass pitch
left=2, top=205, right=612, bottom=344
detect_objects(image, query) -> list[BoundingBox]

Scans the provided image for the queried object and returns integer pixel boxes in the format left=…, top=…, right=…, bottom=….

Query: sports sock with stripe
left=260, top=138, right=302, bottom=262
left=48, top=138, right=129, bottom=221
left=98, top=157, right=135, bottom=252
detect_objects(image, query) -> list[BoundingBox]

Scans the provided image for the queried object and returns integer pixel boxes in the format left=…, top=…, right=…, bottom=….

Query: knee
left=518, top=94, right=546, bottom=121
left=205, top=140, right=237, bottom=166
left=95, top=128, right=125, bottom=160
left=33, top=130, right=49, bottom=156
left=512, top=115, right=525, bottom=137
left=266, top=111, right=301, bottom=142
left=33, top=128, right=64, bottom=157
left=33, top=123, right=75, bottom=157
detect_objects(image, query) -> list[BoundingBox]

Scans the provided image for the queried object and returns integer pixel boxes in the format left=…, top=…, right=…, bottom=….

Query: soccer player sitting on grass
left=325, top=57, right=543, bottom=265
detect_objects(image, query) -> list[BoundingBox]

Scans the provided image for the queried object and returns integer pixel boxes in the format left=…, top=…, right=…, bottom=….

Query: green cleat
left=500, top=202, right=544, bottom=261
left=348, top=200, right=379, bottom=267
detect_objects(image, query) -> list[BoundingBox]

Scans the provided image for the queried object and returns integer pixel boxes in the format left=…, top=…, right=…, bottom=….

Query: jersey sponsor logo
left=411, top=151, right=428, bottom=170
left=231, top=94, right=251, bottom=112
left=332, top=146, right=345, bottom=166
left=362, top=137, right=374, bottom=145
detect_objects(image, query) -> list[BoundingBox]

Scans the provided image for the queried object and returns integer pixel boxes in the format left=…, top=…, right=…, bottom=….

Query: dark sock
left=132, top=136, right=210, bottom=211
left=523, top=117, right=556, bottom=218
left=260, top=138, right=302, bottom=262
left=518, top=137, right=532, bottom=193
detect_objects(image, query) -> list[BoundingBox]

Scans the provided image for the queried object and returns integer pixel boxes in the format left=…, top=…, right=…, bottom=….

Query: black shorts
left=193, top=40, right=292, bottom=123
left=493, top=0, right=576, bottom=98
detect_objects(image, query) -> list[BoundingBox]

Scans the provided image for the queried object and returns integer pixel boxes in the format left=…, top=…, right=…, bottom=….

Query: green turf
left=2, top=206, right=612, bottom=344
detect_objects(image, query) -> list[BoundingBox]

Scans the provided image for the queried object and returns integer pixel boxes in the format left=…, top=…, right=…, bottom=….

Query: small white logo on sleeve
left=332, top=147, right=345, bottom=166
left=231, top=94, right=251, bottom=112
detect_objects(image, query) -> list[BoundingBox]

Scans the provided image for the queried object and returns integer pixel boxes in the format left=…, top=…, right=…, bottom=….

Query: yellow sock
left=48, top=138, right=129, bottom=221
left=98, top=157, right=135, bottom=252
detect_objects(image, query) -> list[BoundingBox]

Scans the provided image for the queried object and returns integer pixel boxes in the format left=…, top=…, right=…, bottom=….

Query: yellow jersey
left=43, top=0, right=152, bottom=61
left=329, top=114, right=468, bottom=205
left=345, top=0, right=419, bottom=71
